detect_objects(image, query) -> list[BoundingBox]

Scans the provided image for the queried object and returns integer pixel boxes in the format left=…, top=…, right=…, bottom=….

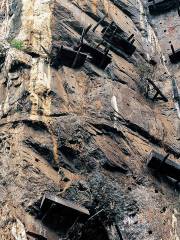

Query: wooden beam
left=74, top=43, right=112, bottom=70
left=26, top=231, right=47, bottom=240
left=148, top=0, right=178, bottom=15
left=169, top=45, right=180, bottom=64
left=40, top=194, right=90, bottom=217
left=102, top=22, right=136, bottom=56
left=147, top=79, right=168, bottom=102
left=92, top=14, right=107, bottom=32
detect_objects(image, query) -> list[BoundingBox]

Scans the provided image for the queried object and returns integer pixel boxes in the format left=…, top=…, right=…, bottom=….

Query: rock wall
left=0, top=0, right=179, bottom=239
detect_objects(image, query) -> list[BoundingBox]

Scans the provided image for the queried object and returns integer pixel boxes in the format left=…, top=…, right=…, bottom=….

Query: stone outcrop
left=0, top=0, right=179, bottom=239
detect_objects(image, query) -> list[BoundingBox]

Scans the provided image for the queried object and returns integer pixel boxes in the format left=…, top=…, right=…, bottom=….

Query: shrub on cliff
left=10, top=39, right=24, bottom=50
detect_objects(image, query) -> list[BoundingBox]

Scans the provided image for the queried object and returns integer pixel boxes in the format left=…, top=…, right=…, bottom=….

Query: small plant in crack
left=9, top=39, right=24, bottom=50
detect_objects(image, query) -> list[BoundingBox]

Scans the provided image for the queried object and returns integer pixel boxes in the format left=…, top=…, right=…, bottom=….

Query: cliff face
left=0, top=0, right=179, bottom=239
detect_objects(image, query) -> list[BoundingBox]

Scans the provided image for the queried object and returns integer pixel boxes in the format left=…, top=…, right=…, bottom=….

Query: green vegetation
left=10, top=39, right=24, bottom=50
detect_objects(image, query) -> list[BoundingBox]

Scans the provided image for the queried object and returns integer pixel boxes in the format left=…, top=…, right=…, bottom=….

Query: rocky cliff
left=0, top=0, right=179, bottom=239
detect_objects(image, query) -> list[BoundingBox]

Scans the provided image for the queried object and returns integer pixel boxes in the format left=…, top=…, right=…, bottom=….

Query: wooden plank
left=148, top=0, right=177, bottom=15
left=169, top=48, right=180, bottom=64
left=40, top=194, right=90, bottom=216
left=26, top=231, right=47, bottom=240
left=102, top=22, right=136, bottom=56
left=74, top=43, right=111, bottom=69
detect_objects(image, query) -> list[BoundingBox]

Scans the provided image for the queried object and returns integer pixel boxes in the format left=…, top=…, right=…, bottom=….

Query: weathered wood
left=127, top=34, right=134, bottom=41
left=40, top=194, right=90, bottom=217
left=52, top=46, right=87, bottom=69
left=177, top=0, right=180, bottom=15
left=102, top=22, right=136, bottom=56
left=75, top=25, right=112, bottom=70
left=39, top=194, right=90, bottom=234
left=147, top=79, right=168, bottom=102
left=24, top=214, right=59, bottom=240
left=148, top=0, right=178, bottom=15
left=152, top=92, right=159, bottom=100
left=71, top=46, right=82, bottom=68
left=115, top=223, right=124, bottom=240
left=147, top=151, right=180, bottom=181
left=74, top=43, right=112, bottom=69
left=169, top=45, right=180, bottom=64
left=80, top=24, right=92, bottom=45
left=26, top=231, right=47, bottom=240
left=41, top=45, right=87, bottom=69
left=92, top=14, right=107, bottom=32
left=41, top=45, right=51, bottom=58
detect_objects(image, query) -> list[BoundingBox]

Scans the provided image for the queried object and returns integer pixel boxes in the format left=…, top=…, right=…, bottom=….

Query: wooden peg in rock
left=71, top=46, right=82, bottom=68
left=146, top=78, right=168, bottom=102
left=80, top=24, right=92, bottom=45
left=92, top=14, right=107, bottom=32
left=171, top=44, right=175, bottom=55
left=96, top=39, right=104, bottom=49
left=131, top=39, right=135, bottom=44
left=127, top=34, right=134, bottom=41
left=169, top=44, right=180, bottom=64
left=41, top=45, right=51, bottom=58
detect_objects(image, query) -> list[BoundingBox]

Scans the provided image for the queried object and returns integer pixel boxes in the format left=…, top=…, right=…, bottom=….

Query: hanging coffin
left=39, top=194, right=89, bottom=234
left=148, top=0, right=178, bottom=15
left=74, top=43, right=112, bottom=70
left=101, top=23, right=136, bottom=56
left=51, top=46, right=87, bottom=69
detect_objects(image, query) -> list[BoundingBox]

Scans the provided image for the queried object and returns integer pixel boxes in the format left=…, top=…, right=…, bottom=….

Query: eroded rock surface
left=0, top=0, right=179, bottom=239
